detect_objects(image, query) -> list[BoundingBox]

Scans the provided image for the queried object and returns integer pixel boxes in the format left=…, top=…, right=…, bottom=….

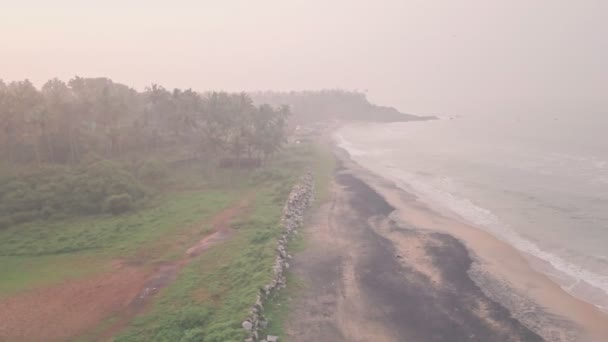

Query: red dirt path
left=0, top=198, right=250, bottom=342
left=0, top=264, right=148, bottom=342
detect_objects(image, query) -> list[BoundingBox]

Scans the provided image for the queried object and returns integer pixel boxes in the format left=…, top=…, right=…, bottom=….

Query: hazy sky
left=2, top=0, right=606, bottom=116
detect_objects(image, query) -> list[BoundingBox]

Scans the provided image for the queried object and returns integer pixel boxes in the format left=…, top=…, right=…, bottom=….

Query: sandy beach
left=285, top=145, right=608, bottom=342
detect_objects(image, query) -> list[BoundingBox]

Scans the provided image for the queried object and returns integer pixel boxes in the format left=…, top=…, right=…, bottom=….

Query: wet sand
left=287, top=157, right=538, bottom=341
left=361, top=147, right=608, bottom=340
left=285, top=147, right=608, bottom=341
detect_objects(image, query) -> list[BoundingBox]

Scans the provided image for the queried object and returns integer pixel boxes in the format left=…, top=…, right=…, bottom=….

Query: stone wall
left=242, top=172, right=315, bottom=342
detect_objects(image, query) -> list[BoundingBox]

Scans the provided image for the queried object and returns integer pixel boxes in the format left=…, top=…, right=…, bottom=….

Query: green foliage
left=110, top=144, right=323, bottom=342
left=201, top=92, right=290, bottom=166
left=0, top=190, right=232, bottom=257
left=180, top=327, right=205, bottom=342
left=260, top=272, right=305, bottom=339
left=70, top=160, right=146, bottom=213
left=254, top=143, right=334, bottom=339
left=116, top=306, right=212, bottom=342
left=113, top=186, right=284, bottom=342
left=0, top=160, right=146, bottom=228
left=1, top=78, right=291, bottom=167
left=0, top=189, right=235, bottom=300
left=114, top=305, right=211, bottom=342
left=0, top=141, right=331, bottom=341
left=135, top=159, right=169, bottom=182
left=103, top=193, right=133, bottom=215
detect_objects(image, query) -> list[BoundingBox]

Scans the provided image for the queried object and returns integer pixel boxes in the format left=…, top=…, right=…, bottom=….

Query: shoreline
left=286, top=149, right=541, bottom=341
left=332, top=143, right=608, bottom=341
left=335, top=120, right=608, bottom=314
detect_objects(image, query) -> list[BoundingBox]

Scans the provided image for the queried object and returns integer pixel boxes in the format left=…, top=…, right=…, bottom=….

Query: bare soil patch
left=0, top=198, right=251, bottom=342
left=0, top=264, right=148, bottom=342
left=98, top=197, right=251, bottom=340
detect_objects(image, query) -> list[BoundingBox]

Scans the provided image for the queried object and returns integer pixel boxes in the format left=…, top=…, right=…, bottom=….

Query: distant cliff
left=250, top=90, right=435, bottom=124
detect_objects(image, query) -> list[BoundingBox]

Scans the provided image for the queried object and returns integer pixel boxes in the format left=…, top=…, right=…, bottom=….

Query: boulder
left=242, top=320, right=253, bottom=331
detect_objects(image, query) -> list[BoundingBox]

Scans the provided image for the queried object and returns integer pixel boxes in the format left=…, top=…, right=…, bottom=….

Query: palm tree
left=43, top=79, right=77, bottom=163
left=4, top=80, right=42, bottom=163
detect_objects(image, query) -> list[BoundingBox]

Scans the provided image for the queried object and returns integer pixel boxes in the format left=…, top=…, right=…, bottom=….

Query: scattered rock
left=242, top=172, right=314, bottom=341
left=242, top=320, right=253, bottom=331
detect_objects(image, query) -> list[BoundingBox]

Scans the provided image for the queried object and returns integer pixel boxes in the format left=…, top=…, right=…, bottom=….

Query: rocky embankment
left=242, top=172, right=314, bottom=342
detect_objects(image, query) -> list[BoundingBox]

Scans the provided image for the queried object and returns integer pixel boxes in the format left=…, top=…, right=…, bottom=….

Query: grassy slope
left=112, top=143, right=329, bottom=342
left=0, top=141, right=330, bottom=341
left=0, top=189, right=236, bottom=296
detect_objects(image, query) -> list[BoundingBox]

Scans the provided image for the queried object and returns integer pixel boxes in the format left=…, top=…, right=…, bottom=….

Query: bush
left=68, top=160, right=145, bottom=214
left=137, top=159, right=169, bottom=182
left=103, top=193, right=134, bottom=215
left=0, top=160, right=147, bottom=227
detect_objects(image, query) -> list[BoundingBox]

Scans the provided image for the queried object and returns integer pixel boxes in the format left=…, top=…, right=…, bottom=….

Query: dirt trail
left=98, top=197, right=251, bottom=340
left=0, top=264, right=148, bottom=342
left=285, top=168, right=541, bottom=342
left=133, top=196, right=250, bottom=308
left=0, top=198, right=250, bottom=342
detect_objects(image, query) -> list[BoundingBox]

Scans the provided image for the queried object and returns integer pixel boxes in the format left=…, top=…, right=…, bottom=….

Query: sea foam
left=337, top=133, right=608, bottom=312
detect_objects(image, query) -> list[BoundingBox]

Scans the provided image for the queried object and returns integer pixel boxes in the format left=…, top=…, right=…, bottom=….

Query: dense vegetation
left=0, top=78, right=290, bottom=226
left=0, top=77, right=340, bottom=341
left=0, top=78, right=290, bottom=165
left=111, top=143, right=334, bottom=342
left=0, top=160, right=148, bottom=228
left=0, top=141, right=332, bottom=342
left=0, top=79, right=417, bottom=228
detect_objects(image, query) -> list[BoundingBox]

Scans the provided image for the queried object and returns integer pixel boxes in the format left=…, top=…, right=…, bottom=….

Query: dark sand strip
left=286, top=162, right=542, bottom=341
left=334, top=142, right=608, bottom=342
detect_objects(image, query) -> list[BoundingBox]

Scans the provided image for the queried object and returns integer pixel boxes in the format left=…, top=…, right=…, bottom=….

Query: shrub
left=103, top=193, right=134, bottom=215
left=60, top=160, right=146, bottom=214
left=0, top=160, right=148, bottom=227
left=137, top=159, right=169, bottom=182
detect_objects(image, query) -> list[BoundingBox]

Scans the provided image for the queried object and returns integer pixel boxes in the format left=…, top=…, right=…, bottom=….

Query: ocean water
left=336, top=113, right=608, bottom=310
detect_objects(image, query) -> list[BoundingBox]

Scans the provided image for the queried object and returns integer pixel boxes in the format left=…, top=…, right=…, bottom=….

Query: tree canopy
left=0, top=78, right=290, bottom=166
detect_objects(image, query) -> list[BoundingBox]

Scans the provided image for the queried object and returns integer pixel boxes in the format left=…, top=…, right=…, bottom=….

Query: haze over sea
left=337, top=110, right=608, bottom=310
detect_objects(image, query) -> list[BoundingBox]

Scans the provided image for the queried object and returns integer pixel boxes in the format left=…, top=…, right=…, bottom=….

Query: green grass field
left=0, top=189, right=237, bottom=296
left=113, top=143, right=332, bottom=342
left=0, top=141, right=333, bottom=341
left=113, top=184, right=287, bottom=342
